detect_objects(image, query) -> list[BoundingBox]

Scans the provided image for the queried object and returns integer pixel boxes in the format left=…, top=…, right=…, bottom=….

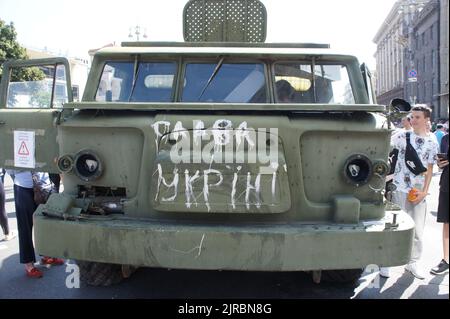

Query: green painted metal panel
left=0, top=109, right=60, bottom=172
left=34, top=209, right=414, bottom=270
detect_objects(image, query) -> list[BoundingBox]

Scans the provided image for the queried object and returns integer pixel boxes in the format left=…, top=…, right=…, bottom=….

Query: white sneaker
left=405, top=262, right=425, bottom=280
left=379, top=267, right=390, bottom=278
left=3, top=230, right=17, bottom=241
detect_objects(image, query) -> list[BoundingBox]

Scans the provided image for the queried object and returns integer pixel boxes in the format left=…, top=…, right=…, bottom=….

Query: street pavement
left=0, top=171, right=448, bottom=299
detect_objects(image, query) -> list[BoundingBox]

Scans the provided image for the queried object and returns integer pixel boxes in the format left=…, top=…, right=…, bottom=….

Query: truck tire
left=77, top=261, right=124, bottom=286
left=320, top=268, right=364, bottom=283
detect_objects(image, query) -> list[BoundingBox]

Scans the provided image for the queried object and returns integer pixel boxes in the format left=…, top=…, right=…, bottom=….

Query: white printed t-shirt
left=391, top=131, right=439, bottom=193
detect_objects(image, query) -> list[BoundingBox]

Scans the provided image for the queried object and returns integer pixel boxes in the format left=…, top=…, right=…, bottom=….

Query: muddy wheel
left=77, top=261, right=124, bottom=287
left=320, top=268, right=364, bottom=283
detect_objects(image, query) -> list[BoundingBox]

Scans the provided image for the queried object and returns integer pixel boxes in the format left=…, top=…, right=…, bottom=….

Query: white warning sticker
left=14, top=130, right=35, bottom=168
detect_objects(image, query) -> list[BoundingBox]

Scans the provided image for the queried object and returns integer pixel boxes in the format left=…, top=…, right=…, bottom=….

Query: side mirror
left=387, top=98, right=411, bottom=126
left=389, top=98, right=411, bottom=112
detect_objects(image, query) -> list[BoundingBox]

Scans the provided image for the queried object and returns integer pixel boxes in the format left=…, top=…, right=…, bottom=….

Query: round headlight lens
left=74, top=150, right=103, bottom=182
left=343, top=154, right=373, bottom=186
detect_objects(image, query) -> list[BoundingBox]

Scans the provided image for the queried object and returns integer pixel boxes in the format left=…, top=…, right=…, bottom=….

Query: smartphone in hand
left=437, top=153, right=448, bottom=161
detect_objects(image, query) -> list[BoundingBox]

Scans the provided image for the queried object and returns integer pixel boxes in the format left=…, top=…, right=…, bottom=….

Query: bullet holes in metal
left=57, top=155, right=74, bottom=173
left=343, top=154, right=373, bottom=187
left=74, top=150, right=103, bottom=182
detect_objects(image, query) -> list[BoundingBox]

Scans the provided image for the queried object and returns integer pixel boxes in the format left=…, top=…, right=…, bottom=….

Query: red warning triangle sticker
left=18, top=141, right=30, bottom=156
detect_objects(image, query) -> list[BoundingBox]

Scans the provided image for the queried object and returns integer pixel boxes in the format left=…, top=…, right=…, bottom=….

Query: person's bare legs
left=444, top=223, right=449, bottom=263
left=431, top=223, right=449, bottom=275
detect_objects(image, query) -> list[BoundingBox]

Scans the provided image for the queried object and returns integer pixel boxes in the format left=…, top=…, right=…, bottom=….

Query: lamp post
left=398, top=0, right=427, bottom=105
left=128, top=25, right=148, bottom=41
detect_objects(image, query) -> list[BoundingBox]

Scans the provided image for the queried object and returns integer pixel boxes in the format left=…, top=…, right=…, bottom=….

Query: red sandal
left=26, top=267, right=43, bottom=278
left=41, top=256, right=65, bottom=266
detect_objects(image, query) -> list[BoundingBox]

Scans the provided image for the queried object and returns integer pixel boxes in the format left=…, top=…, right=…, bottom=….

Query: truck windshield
left=274, top=63, right=355, bottom=104
left=181, top=63, right=267, bottom=103
left=95, top=62, right=177, bottom=102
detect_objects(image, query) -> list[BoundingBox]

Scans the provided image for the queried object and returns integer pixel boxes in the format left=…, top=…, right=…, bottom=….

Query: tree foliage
left=0, top=18, right=44, bottom=82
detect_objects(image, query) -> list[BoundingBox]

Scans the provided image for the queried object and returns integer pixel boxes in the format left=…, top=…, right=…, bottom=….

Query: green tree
left=0, top=18, right=44, bottom=82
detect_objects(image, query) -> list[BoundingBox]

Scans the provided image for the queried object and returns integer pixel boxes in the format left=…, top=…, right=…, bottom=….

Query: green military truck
left=0, top=0, right=413, bottom=286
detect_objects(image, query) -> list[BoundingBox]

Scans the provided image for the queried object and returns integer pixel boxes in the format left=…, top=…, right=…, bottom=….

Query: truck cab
left=0, top=0, right=413, bottom=285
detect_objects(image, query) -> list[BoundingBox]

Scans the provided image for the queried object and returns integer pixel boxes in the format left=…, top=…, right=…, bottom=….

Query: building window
left=72, top=85, right=79, bottom=102
left=432, top=50, right=437, bottom=71
left=430, top=25, right=434, bottom=40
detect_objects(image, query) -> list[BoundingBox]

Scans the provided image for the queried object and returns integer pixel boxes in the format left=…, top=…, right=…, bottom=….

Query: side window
left=95, top=62, right=177, bottom=102
left=361, top=63, right=376, bottom=104
left=54, top=64, right=69, bottom=107
left=314, top=65, right=355, bottom=104
left=6, top=64, right=69, bottom=108
left=274, top=63, right=355, bottom=104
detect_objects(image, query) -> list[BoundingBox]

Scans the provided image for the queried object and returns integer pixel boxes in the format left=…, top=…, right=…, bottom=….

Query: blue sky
left=0, top=0, right=397, bottom=69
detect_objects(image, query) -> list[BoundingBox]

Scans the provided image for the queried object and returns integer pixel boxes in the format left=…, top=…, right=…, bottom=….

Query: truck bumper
left=34, top=210, right=413, bottom=271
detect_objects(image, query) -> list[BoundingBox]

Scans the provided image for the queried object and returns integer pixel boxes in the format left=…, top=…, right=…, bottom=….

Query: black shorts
left=437, top=191, right=449, bottom=223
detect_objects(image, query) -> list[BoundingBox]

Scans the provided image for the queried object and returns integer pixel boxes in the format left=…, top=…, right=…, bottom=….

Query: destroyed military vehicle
left=0, top=0, right=413, bottom=286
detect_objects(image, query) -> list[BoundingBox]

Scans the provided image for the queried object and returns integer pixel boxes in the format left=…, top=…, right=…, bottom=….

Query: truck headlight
left=74, top=150, right=103, bottom=182
left=343, top=154, right=372, bottom=187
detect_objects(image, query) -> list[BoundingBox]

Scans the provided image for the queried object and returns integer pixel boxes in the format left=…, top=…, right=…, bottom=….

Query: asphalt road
left=0, top=172, right=448, bottom=299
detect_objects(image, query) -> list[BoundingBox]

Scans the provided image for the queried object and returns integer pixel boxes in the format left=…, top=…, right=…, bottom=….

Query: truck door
left=360, top=63, right=376, bottom=104
left=0, top=58, right=73, bottom=172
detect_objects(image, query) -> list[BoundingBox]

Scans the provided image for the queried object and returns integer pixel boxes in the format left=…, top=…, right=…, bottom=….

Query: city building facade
left=409, top=0, right=440, bottom=115
left=373, top=0, right=448, bottom=121
left=373, top=0, right=429, bottom=107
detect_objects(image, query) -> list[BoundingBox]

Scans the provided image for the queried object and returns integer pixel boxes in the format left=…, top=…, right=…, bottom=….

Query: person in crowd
left=402, top=115, right=413, bottom=132
left=434, top=124, right=446, bottom=148
left=48, top=173, right=61, bottom=193
left=1, top=177, right=17, bottom=241
left=380, top=105, right=439, bottom=279
left=426, top=120, right=432, bottom=134
left=430, top=133, right=449, bottom=275
left=6, top=170, right=64, bottom=278
left=393, top=115, right=412, bottom=136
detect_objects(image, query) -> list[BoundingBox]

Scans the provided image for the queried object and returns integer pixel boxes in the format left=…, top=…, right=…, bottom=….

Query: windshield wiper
left=197, top=56, right=225, bottom=101
left=128, top=55, right=140, bottom=102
